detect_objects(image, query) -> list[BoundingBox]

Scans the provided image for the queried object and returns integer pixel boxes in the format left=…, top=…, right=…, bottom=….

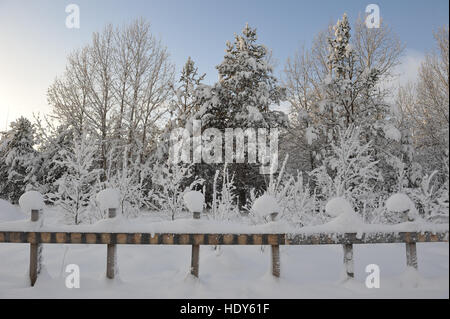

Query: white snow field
left=0, top=206, right=448, bottom=299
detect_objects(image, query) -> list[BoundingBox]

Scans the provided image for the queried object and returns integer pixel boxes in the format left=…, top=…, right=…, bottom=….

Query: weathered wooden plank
left=179, top=234, right=190, bottom=245
left=343, top=244, right=354, bottom=279
left=86, top=233, right=97, bottom=244
left=133, top=233, right=142, bottom=244
left=207, top=234, right=219, bottom=245
left=56, top=232, right=67, bottom=244
left=116, top=233, right=127, bottom=244
left=190, top=211, right=201, bottom=278
left=27, top=232, right=37, bottom=244
left=149, top=234, right=159, bottom=244
left=406, top=242, right=418, bottom=269
left=0, top=231, right=447, bottom=245
left=286, top=231, right=449, bottom=245
left=71, top=233, right=82, bottom=243
left=101, top=233, right=111, bottom=244
left=106, top=244, right=116, bottom=279
left=271, top=245, right=280, bottom=277
left=29, top=209, right=41, bottom=287
left=40, top=232, right=51, bottom=243
left=191, top=244, right=200, bottom=277
left=106, top=208, right=117, bottom=279
left=162, top=234, right=174, bottom=244
left=29, top=243, right=39, bottom=286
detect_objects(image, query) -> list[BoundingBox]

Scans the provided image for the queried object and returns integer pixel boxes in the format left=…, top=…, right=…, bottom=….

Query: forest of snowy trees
left=0, top=15, right=448, bottom=226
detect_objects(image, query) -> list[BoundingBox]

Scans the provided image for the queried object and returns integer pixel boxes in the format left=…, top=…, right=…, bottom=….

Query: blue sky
left=0, top=0, right=448, bottom=129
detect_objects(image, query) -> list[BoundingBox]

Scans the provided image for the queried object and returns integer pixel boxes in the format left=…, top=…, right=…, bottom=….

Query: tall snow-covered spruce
left=300, top=14, right=402, bottom=193
left=0, top=117, right=38, bottom=203
left=191, top=24, right=287, bottom=206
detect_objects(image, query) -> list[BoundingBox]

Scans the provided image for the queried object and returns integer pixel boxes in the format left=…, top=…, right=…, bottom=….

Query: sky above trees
left=0, top=0, right=448, bottom=130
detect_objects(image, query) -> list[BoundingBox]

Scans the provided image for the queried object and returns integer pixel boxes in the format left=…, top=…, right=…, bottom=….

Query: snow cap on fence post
left=252, top=194, right=280, bottom=221
left=19, top=191, right=44, bottom=223
left=325, top=197, right=355, bottom=217
left=386, top=193, right=418, bottom=222
left=96, top=188, right=120, bottom=218
left=183, top=191, right=204, bottom=219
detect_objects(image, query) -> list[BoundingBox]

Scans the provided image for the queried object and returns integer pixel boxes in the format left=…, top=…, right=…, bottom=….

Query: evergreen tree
left=195, top=23, right=285, bottom=130
left=0, top=117, right=37, bottom=203
left=169, top=57, right=206, bottom=128
left=191, top=24, right=287, bottom=206
left=35, top=124, right=75, bottom=195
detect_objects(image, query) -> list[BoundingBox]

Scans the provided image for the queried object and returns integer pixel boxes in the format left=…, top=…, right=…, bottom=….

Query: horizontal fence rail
left=287, top=231, right=448, bottom=245
left=0, top=231, right=448, bottom=245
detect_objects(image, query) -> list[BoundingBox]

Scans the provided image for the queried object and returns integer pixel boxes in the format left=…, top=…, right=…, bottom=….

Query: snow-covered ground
left=0, top=205, right=448, bottom=298
left=0, top=242, right=448, bottom=298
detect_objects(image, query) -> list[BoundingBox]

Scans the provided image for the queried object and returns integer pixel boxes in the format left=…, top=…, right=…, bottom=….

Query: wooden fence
left=0, top=208, right=448, bottom=286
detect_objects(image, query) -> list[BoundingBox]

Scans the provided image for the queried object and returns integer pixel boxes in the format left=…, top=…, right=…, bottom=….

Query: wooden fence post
left=405, top=242, right=418, bottom=269
left=30, top=209, right=42, bottom=286
left=106, top=208, right=117, bottom=279
left=343, top=244, right=354, bottom=279
left=270, top=212, right=280, bottom=278
left=191, top=211, right=201, bottom=277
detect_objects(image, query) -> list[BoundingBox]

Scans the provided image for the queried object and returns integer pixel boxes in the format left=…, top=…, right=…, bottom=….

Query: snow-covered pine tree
left=48, top=132, right=101, bottom=224
left=35, top=122, right=75, bottom=196
left=0, top=117, right=38, bottom=203
left=191, top=24, right=287, bottom=206
left=195, top=23, right=286, bottom=129
left=169, top=57, right=206, bottom=128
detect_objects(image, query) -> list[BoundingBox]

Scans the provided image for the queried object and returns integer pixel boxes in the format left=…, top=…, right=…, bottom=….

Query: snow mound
left=183, top=191, right=204, bottom=213
left=325, top=197, right=354, bottom=217
left=252, top=194, right=280, bottom=217
left=96, top=188, right=120, bottom=211
left=383, top=124, right=401, bottom=142
left=0, top=199, right=26, bottom=222
left=18, top=191, right=44, bottom=214
left=386, top=193, right=418, bottom=221
left=386, top=193, right=414, bottom=213
left=324, top=210, right=364, bottom=232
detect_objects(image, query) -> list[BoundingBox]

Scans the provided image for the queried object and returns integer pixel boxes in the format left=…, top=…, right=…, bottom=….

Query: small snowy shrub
left=209, top=165, right=240, bottom=221
left=310, top=126, right=383, bottom=219
left=149, top=162, right=201, bottom=221
left=383, top=193, right=418, bottom=224
left=104, top=150, right=154, bottom=219
left=406, top=171, right=449, bottom=223
left=46, top=133, right=101, bottom=225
